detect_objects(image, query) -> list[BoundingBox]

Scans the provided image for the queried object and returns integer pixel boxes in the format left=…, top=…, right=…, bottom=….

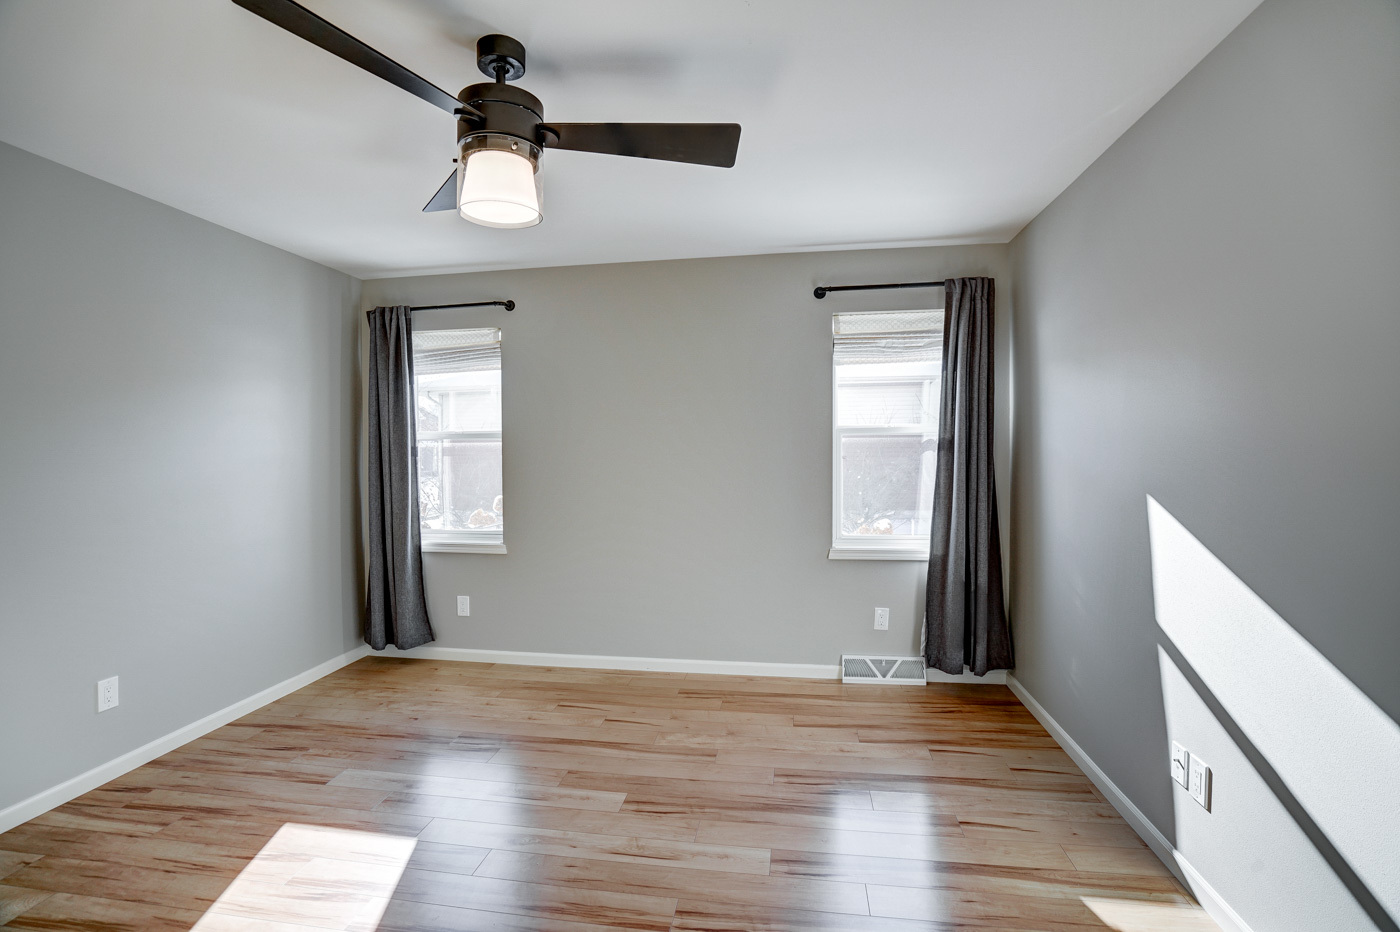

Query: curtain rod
left=813, top=281, right=946, bottom=299
left=409, top=299, right=514, bottom=311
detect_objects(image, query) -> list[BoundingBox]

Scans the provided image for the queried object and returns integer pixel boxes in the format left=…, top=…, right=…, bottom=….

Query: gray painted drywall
left=361, top=244, right=1011, bottom=666
left=1009, top=0, right=1400, bottom=929
left=0, top=141, right=362, bottom=813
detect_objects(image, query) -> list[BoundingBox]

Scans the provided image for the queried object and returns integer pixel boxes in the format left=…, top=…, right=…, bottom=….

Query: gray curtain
left=925, top=278, right=1012, bottom=675
left=364, top=306, right=434, bottom=651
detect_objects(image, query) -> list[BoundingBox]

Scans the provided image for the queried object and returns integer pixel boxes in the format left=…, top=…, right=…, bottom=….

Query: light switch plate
left=1188, top=755, right=1211, bottom=810
left=457, top=596, right=470, bottom=617
left=1171, top=741, right=1190, bottom=788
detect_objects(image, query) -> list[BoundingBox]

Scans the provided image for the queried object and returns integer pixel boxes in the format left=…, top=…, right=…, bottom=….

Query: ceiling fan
left=231, top=0, right=742, bottom=229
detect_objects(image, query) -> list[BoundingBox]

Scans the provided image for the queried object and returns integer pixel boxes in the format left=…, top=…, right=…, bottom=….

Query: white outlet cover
left=97, top=676, right=119, bottom=712
left=1171, top=741, right=1190, bottom=788
left=874, top=608, right=890, bottom=630
left=457, top=596, right=470, bottom=617
left=1188, top=755, right=1212, bottom=810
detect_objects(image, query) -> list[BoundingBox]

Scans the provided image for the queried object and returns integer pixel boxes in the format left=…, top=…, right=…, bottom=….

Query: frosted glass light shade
left=457, top=148, right=541, bottom=228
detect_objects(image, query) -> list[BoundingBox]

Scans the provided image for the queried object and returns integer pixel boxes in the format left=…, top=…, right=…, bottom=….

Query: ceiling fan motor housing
left=457, top=82, right=545, bottom=171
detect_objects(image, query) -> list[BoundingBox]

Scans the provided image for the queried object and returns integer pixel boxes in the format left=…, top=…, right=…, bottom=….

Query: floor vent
left=840, top=655, right=926, bottom=685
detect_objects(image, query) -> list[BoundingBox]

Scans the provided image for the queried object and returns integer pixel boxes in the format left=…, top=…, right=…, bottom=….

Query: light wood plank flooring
left=0, top=658, right=1219, bottom=931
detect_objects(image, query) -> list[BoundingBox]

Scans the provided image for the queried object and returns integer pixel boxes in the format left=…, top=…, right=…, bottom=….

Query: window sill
left=421, top=540, right=507, bottom=555
left=828, top=546, right=929, bottom=562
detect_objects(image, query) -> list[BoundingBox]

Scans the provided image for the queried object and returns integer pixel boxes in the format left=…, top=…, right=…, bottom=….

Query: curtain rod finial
left=813, top=287, right=828, bottom=299
left=504, top=300, right=516, bottom=311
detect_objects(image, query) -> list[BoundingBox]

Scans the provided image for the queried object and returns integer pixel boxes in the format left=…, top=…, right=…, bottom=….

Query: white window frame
left=415, top=329, right=506, bottom=555
left=828, top=311, right=940, bottom=562
left=417, top=427, right=505, bottom=554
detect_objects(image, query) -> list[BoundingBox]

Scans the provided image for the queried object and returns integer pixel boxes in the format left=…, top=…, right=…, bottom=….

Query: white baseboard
left=371, top=645, right=841, bottom=679
left=0, top=644, right=372, bottom=835
left=371, top=644, right=1015, bottom=685
left=1173, top=850, right=1254, bottom=932
left=926, top=667, right=1007, bottom=684
left=1006, top=674, right=1254, bottom=932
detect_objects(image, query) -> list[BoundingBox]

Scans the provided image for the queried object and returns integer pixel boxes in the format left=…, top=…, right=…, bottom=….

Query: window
left=830, top=310, right=942, bottom=560
left=413, top=327, right=504, bottom=553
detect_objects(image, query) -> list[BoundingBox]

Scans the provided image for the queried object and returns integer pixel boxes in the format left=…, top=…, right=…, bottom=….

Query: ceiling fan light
left=457, top=147, right=541, bottom=228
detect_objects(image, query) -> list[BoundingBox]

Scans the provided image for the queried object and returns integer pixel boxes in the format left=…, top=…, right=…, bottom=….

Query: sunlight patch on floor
left=190, top=822, right=416, bottom=931
left=1082, top=896, right=1222, bottom=931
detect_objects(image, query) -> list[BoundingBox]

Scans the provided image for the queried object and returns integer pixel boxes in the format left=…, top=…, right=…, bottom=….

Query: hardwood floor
left=0, top=658, right=1219, bottom=931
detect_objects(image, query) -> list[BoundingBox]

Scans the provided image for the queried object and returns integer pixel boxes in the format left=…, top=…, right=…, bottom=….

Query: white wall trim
left=926, top=667, right=1007, bottom=684
left=421, top=540, right=506, bottom=554
left=1004, top=675, right=1179, bottom=869
left=827, top=547, right=930, bottom=561
left=0, top=644, right=372, bottom=835
left=1006, top=674, right=1255, bottom=932
left=1172, top=850, right=1255, bottom=932
left=372, top=645, right=1017, bottom=685
left=373, top=645, right=841, bottom=679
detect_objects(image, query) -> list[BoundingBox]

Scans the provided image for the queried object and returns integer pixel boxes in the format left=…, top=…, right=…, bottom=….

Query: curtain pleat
left=364, top=306, right=434, bottom=651
left=925, top=278, right=1013, bottom=675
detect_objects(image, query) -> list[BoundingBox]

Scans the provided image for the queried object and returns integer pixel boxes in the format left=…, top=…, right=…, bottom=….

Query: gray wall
left=0, top=142, right=362, bottom=814
left=362, top=244, right=1011, bottom=666
left=1009, top=0, right=1400, bottom=929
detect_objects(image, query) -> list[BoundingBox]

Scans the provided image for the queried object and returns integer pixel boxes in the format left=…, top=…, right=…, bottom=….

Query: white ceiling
left=0, top=0, right=1261, bottom=279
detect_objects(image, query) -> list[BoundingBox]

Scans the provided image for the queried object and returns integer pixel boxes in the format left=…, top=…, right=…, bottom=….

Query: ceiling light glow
left=457, top=146, right=541, bottom=228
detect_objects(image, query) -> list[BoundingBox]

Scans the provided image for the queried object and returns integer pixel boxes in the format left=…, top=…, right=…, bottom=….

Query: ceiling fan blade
left=423, top=172, right=457, bottom=212
left=231, top=0, right=460, bottom=114
left=540, top=123, right=741, bottom=168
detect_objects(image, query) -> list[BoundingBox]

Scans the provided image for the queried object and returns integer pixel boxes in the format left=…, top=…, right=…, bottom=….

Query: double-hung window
left=830, top=310, right=943, bottom=560
left=413, top=327, right=505, bottom=554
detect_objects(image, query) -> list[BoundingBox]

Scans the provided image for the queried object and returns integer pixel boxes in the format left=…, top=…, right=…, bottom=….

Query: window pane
left=416, top=370, right=501, bottom=432
left=418, top=439, right=502, bottom=532
left=417, top=440, right=442, bottom=526
left=416, top=389, right=443, bottom=432
left=837, top=379, right=938, bottom=427
left=840, top=435, right=936, bottom=538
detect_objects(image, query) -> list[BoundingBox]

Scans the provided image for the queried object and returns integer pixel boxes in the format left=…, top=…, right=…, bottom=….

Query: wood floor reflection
left=0, top=658, right=1219, bottom=930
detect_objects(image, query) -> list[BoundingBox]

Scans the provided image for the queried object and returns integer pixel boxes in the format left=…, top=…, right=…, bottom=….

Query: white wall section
left=0, top=141, right=363, bottom=815
left=1150, top=498, right=1399, bottom=926
left=361, top=244, right=1012, bottom=669
left=1008, top=0, right=1400, bottom=928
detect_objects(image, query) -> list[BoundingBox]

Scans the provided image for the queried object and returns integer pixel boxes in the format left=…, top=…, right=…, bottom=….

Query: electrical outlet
left=873, top=607, right=890, bottom=631
left=457, top=596, right=470, bottom=617
left=1170, top=741, right=1190, bottom=788
left=1188, top=755, right=1212, bottom=810
left=97, top=676, right=119, bottom=713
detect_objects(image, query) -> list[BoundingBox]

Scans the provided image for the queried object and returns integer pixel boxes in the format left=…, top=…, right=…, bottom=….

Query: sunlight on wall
left=1146, top=496, right=1400, bottom=920
left=190, top=822, right=417, bottom=930
left=1082, top=896, right=1223, bottom=931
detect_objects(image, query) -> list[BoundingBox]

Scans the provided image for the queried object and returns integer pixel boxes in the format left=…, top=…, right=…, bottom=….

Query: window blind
left=413, top=327, right=501, bottom=374
left=832, top=310, right=942, bottom=366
